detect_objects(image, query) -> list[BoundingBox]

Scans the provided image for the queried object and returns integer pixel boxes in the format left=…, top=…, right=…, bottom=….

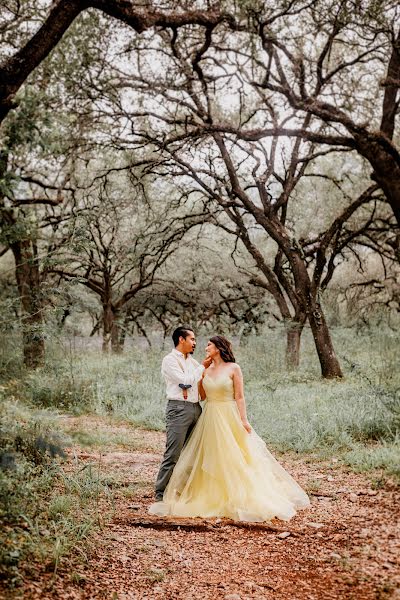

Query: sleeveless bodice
left=203, top=373, right=235, bottom=403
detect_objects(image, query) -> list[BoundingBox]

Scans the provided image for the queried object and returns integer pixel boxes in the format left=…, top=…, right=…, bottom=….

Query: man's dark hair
left=172, top=326, right=194, bottom=347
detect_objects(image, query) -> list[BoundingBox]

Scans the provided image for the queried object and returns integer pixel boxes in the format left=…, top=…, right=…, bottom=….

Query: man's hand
left=202, top=356, right=213, bottom=369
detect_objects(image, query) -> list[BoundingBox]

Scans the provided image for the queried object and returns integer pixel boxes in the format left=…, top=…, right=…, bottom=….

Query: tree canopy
left=0, top=0, right=399, bottom=375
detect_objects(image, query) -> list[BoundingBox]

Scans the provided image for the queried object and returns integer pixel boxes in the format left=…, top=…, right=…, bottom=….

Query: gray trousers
left=155, top=400, right=202, bottom=501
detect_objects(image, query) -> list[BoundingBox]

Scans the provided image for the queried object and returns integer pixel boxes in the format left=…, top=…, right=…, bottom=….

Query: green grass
left=17, top=346, right=166, bottom=429
left=3, top=326, right=398, bottom=477
left=65, top=427, right=145, bottom=450
left=9, top=329, right=400, bottom=473
left=239, top=328, right=399, bottom=476
left=343, top=440, right=400, bottom=477
left=0, top=398, right=112, bottom=590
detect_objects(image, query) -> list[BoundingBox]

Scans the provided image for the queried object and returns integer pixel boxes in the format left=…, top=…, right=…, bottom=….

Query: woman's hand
left=242, top=419, right=251, bottom=433
left=202, top=356, right=213, bottom=369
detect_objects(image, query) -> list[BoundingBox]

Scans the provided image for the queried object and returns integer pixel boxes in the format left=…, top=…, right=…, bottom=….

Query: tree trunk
left=308, top=301, right=343, bottom=378
left=283, top=249, right=343, bottom=379
left=102, top=304, right=123, bottom=353
left=285, top=320, right=303, bottom=370
left=357, top=139, right=400, bottom=226
left=111, top=309, right=123, bottom=354
left=102, top=303, right=113, bottom=352
left=11, top=239, right=45, bottom=368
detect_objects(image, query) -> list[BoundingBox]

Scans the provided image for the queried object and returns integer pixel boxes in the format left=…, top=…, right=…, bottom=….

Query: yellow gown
left=149, top=373, right=310, bottom=521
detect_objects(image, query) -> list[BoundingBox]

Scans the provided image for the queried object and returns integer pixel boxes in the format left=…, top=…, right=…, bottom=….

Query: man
left=154, top=325, right=211, bottom=502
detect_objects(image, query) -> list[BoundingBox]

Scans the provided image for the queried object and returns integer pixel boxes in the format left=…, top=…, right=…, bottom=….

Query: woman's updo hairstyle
left=209, top=335, right=236, bottom=363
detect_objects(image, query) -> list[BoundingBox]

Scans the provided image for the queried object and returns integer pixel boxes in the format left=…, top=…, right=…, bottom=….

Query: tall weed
left=0, top=399, right=110, bottom=589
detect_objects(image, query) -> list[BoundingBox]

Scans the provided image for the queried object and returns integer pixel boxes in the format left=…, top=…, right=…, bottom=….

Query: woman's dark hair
left=209, top=335, right=236, bottom=363
left=172, top=326, right=194, bottom=347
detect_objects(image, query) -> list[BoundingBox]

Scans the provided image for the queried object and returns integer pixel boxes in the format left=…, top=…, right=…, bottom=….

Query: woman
left=149, top=335, right=310, bottom=521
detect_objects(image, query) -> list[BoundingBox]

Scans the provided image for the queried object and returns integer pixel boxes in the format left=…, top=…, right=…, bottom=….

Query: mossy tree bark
left=10, top=238, right=45, bottom=368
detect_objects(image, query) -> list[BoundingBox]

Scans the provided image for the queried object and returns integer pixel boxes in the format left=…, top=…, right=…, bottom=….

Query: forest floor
left=17, top=416, right=400, bottom=600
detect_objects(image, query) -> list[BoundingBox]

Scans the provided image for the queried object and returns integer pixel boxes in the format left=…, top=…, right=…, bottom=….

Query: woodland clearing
left=11, top=415, right=400, bottom=600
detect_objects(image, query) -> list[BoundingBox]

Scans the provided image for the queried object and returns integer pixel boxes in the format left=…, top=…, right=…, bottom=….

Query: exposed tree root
left=117, top=515, right=302, bottom=534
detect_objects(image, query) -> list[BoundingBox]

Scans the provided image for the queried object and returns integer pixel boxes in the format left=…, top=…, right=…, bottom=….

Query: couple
left=149, top=326, right=310, bottom=522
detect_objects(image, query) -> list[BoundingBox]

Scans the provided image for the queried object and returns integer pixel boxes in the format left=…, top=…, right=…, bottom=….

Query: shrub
left=0, top=399, right=108, bottom=589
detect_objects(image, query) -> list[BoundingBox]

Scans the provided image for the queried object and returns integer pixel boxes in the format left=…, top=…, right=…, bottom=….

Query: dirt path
left=24, top=417, right=400, bottom=600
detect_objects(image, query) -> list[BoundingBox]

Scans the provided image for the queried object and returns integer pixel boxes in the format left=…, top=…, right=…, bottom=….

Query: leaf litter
left=16, top=416, right=400, bottom=600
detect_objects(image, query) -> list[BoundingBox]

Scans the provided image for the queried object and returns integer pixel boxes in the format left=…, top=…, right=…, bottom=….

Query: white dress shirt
left=161, top=349, right=205, bottom=403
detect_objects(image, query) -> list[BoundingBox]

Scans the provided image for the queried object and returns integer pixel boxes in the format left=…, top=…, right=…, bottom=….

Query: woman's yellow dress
left=149, top=373, right=310, bottom=521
